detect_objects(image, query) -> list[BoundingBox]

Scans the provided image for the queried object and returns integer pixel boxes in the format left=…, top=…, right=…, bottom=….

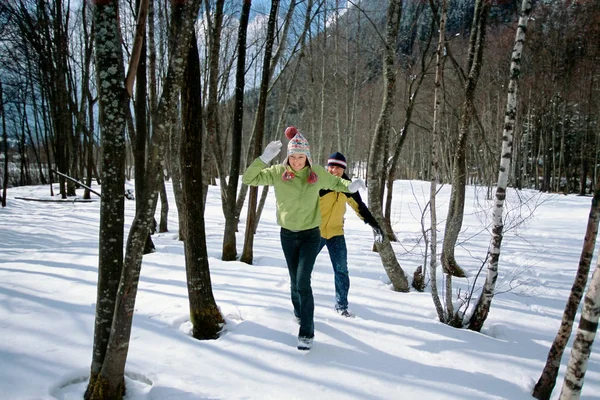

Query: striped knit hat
left=283, top=126, right=313, bottom=167
left=282, top=126, right=318, bottom=184
left=327, top=152, right=347, bottom=169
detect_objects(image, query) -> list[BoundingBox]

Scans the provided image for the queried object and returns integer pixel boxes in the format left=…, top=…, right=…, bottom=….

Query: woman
left=242, top=127, right=365, bottom=350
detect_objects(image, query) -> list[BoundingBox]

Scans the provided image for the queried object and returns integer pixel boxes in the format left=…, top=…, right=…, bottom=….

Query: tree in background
left=367, top=0, right=409, bottom=293
left=533, top=181, right=600, bottom=399
left=467, top=0, right=533, bottom=332
left=3, top=0, right=76, bottom=198
left=131, top=0, right=156, bottom=254
left=440, top=0, right=490, bottom=280
left=221, top=0, right=251, bottom=261
left=428, top=0, right=448, bottom=322
left=1, top=81, right=8, bottom=207
left=181, top=29, right=224, bottom=339
left=559, top=241, right=600, bottom=399
left=240, top=0, right=279, bottom=265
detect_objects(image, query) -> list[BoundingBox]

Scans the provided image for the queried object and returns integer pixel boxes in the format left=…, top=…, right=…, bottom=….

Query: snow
left=0, top=180, right=598, bottom=399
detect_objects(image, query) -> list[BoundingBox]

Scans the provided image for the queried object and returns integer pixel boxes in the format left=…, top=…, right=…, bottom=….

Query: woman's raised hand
left=259, top=140, right=282, bottom=164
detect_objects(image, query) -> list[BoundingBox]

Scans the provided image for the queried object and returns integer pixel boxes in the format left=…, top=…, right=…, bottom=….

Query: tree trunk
left=533, top=181, right=600, bottom=399
left=383, top=7, right=433, bottom=243
left=159, top=177, right=169, bottom=232
left=428, top=0, right=448, bottom=322
left=87, top=1, right=202, bottom=398
left=366, top=0, right=409, bottom=292
left=170, top=122, right=185, bottom=240
left=559, top=255, right=600, bottom=400
left=56, top=0, right=77, bottom=197
left=468, top=0, right=532, bottom=332
left=132, top=0, right=155, bottom=254
left=440, top=0, right=490, bottom=278
left=86, top=0, right=127, bottom=397
left=1, top=81, right=8, bottom=207
left=181, top=31, right=224, bottom=339
left=222, top=0, right=249, bottom=261
left=240, top=0, right=279, bottom=265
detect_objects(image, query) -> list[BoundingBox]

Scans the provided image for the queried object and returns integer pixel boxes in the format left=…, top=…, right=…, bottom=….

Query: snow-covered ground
left=0, top=179, right=598, bottom=399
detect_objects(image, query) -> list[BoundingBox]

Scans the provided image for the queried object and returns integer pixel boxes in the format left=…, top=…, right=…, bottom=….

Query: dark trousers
left=280, top=227, right=321, bottom=338
left=319, top=235, right=349, bottom=311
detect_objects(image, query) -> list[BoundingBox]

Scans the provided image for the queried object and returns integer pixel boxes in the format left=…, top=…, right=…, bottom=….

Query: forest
left=0, top=0, right=599, bottom=399
left=1, top=0, right=599, bottom=196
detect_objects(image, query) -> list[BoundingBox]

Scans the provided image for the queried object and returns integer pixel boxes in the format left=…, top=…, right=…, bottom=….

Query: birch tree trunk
left=429, top=0, right=448, bottom=322
left=366, top=0, right=409, bottom=293
left=468, top=0, right=532, bottom=332
left=533, top=182, right=600, bottom=399
left=559, top=256, right=600, bottom=399
left=440, top=0, right=490, bottom=279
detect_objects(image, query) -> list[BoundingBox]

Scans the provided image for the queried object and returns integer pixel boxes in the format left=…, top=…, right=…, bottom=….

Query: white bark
left=469, top=0, right=532, bottom=331
left=559, top=260, right=600, bottom=399
left=429, top=0, right=448, bottom=322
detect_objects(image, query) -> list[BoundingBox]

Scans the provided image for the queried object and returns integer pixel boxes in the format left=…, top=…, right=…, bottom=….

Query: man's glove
left=259, top=140, right=282, bottom=164
left=348, top=178, right=366, bottom=193
left=373, top=225, right=385, bottom=243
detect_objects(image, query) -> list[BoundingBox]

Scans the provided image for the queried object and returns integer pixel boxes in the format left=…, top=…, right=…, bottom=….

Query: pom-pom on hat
left=327, top=152, right=347, bottom=169
left=283, top=126, right=313, bottom=167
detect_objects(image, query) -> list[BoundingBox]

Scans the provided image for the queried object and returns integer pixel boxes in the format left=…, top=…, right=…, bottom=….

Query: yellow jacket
left=319, top=173, right=380, bottom=239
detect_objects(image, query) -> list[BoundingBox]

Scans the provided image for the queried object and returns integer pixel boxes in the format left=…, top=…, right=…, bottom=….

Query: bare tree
left=86, top=0, right=127, bottom=397
left=7, top=1, right=76, bottom=197
left=1, top=81, right=8, bottom=207
left=131, top=0, right=156, bottom=254
left=382, top=2, right=434, bottom=243
left=440, top=0, right=491, bottom=278
left=86, top=0, right=202, bottom=398
left=428, top=0, right=448, bottom=322
left=467, top=0, right=533, bottom=332
left=221, top=0, right=251, bottom=261
left=240, top=0, right=279, bottom=265
left=366, top=0, right=409, bottom=293
left=181, top=30, right=224, bottom=339
left=533, top=182, right=600, bottom=399
left=79, top=0, right=96, bottom=200
left=559, top=247, right=600, bottom=399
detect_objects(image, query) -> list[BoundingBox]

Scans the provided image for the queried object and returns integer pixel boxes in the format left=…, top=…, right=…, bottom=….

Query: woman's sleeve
left=319, top=166, right=351, bottom=192
left=242, top=158, right=276, bottom=186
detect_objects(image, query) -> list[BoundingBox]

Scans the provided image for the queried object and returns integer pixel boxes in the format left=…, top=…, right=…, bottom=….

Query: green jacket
left=242, top=158, right=352, bottom=231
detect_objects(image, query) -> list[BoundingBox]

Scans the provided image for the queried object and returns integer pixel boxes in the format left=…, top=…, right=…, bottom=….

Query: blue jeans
left=319, top=235, right=349, bottom=311
left=280, top=227, right=321, bottom=338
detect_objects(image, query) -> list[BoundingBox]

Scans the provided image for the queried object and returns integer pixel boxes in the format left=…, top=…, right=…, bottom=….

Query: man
left=318, top=152, right=385, bottom=317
